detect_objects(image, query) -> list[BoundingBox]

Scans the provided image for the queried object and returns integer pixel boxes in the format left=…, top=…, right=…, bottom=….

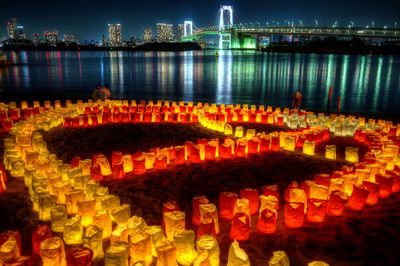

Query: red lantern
left=133, top=157, right=146, bottom=175
left=348, top=185, right=369, bottom=211
left=314, top=174, right=331, bottom=187
left=259, top=137, right=270, bottom=153
left=306, top=199, right=326, bottom=223
left=387, top=171, right=400, bottom=193
left=90, top=115, right=98, bottom=126
left=90, top=165, right=103, bottom=182
left=247, top=139, right=258, bottom=154
left=154, top=155, right=168, bottom=170
left=262, top=184, right=279, bottom=199
left=70, top=156, right=81, bottom=169
left=188, top=144, right=201, bottom=164
left=270, top=136, right=280, bottom=152
left=362, top=181, right=379, bottom=206
left=230, top=213, right=250, bottom=241
left=66, top=247, right=93, bottom=266
left=175, top=146, right=186, bottom=165
left=112, top=151, right=123, bottom=166
left=219, top=143, right=232, bottom=159
left=235, top=142, right=246, bottom=158
left=257, top=208, right=277, bottom=234
left=219, top=192, right=238, bottom=221
left=375, top=174, right=394, bottom=198
left=112, top=163, right=125, bottom=180
left=284, top=202, right=304, bottom=229
left=240, top=188, right=260, bottom=215
left=191, top=195, right=209, bottom=226
left=326, top=191, right=347, bottom=217
left=205, top=144, right=217, bottom=160
left=32, top=224, right=52, bottom=260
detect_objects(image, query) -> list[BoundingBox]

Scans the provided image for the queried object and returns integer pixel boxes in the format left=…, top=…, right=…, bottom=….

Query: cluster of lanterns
left=1, top=99, right=400, bottom=265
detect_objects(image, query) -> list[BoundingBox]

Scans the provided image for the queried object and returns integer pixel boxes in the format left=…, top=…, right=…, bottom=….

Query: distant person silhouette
left=92, top=84, right=102, bottom=101
left=100, top=84, right=111, bottom=100
left=292, top=90, right=302, bottom=110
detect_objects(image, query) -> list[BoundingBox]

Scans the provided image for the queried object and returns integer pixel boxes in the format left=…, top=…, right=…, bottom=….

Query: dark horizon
left=1, top=0, right=399, bottom=41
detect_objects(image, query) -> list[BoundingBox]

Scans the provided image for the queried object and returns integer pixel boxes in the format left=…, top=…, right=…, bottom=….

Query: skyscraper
left=156, top=23, right=174, bottom=42
left=44, top=31, right=58, bottom=46
left=108, top=24, right=122, bottom=47
left=101, top=35, right=107, bottom=47
left=7, top=18, right=17, bottom=39
left=63, top=34, right=77, bottom=45
left=32, top=33, right=40, bottom=45
left=143, top=27, right=152, bottom=43
left=15, top=26, right=26, bottom=40
left=178, top=24, right=184, bottom=40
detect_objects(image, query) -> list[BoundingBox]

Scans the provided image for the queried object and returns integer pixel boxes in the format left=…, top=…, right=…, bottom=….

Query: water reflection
left=1, top=50, right=400, bottom=116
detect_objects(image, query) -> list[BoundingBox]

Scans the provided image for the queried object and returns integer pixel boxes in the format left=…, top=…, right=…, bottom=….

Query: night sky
left=1, top=0, right=399, bottom=41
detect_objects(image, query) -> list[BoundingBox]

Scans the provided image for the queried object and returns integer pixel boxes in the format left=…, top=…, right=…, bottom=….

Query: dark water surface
left=1, top=50, right=400, bottom=116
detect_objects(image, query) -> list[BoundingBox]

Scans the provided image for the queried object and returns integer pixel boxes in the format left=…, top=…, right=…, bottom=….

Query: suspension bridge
left=180, top=5, right=400, bottom=49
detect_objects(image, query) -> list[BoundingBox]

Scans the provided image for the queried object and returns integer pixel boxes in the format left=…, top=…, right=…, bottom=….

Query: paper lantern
left=93, top=210, right=112, bottom=239
left=65, top=189, right=84, bottom=215
left=145, top=226, right=165, bottom=258
left=66, top=247, right=93, bottom=266
left=343, top=174, right=358, bottom=196
left=308, top=182, right=329, bottom=200
left=355, top=168, right=370, bottom=185
left=156, top=240, right=177, bottom=266
left=219, top=143, right=232, bottom=159
left=93, top=154, right=112, bottom=176
left=387, top=171, right=400, bottom=193
left=235, top=140, right=246, bottom=158
left=347, top=185, right=369, bottom=211
left=227, top=240, right=250, bottom=266
left=121, top=155, right=133, bottom=173
left=90, top=165, right=103, bottom=182
left=270, top=136, right=280, bottom=152
left=362, top=181, right=379, bottom=206
left=194, top=235, right=219, bottom=266
left=257, top=206, right=277, bottom=235
left=110, top=204, right=131, bottom=224
left=240, top=188, right=260, bottom=215
left=112, top=162, right=125, bottom=180
left=198, top=203, right=219, bottom=237
left=234, top=127, right=244, bottom=138
left=326, top=191, right=347, bottom=216
left=105, top=241, right=129, bottom=266
left=329, top=178, right=344, bottom=194
left=345, top=147, right=359, bottom=163
left=283, top=136, right=296, bottom=151
left=63, top=216, right=83, bottom=245
left=259, top=137, right=271, bottom=153
left=174, top=146, right=186, bottom=165
left=155, top=155, right=168, bottom=170
left=230, top=212, right=250, bottom=241
left=38, top=194, right=56, bottom=221
left=40, top=237, right=66, bottom=266
left=83, top=225, right=103, bottom=262
left=303, top=140, right=315, bottom=156
left=192, top=195, right=209, bottom=226
left=188, top=144, right=201, bottom=164
left=133, top=157, right=146, bottom=175
left=224, top=124, right=233, bottom=135
left=219, top=192, right=238, bottom=221
left=306, top=199, right=326, bottom=223
left=375, top=174, right=394, bottom=198
left=173, top=230, right=197, bottom=266
left=51, top=205, right=67, bottom=233
left=247, top=137, right=258, bottom=154
left=284, top=202, right=304, bottom=229
left=101, top=195, right=121, bottom=212
left=32, top=224, right=52, bottom=260
left=308, top=261, right=330, bottom=266
left=2, top=256, right=31, bottom=266
left=129, top=232, right=152, bottom=266
left=126, top=216, right=147, bottom=237
left=77, top=198, right=96, bottom=227
left=205, top=143, right=217, bottom=161
left=162, top=201, right=180, bottom=229
left=268, top=250, right=289, bottom=266
left=164, top=211, right=185, bottom=241
left=0, top=235, right=20, bottom=264
left=262, top=184, right=279, bottom=200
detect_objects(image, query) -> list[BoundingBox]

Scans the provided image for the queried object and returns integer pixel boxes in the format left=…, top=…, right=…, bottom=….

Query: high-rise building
left=15, top=26, right=26, bottom=40
left=7, top=18, right=17, bottom=39
left=63, top=34, right=77, bottom=45
left=178, top=24, right=184, bottom=40
left=156, top=23, right=174, bottom=42
left=32, top=33, right=40, bottom=45
left=143, top=27, right=152, bottom=43
left=101, top=35, right=107, bottom=47
left=108, top=24, right=122, bottom=47
left=44, top=31, right=58, bottom=46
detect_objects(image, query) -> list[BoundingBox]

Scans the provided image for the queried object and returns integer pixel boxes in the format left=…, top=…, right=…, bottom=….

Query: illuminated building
left=101, top=35, right=107, bottom=47
left=143, top=27, right=153, bottom=43
left=32, top=33, right=40, bottom=45
left=44, top=31, right=58, bottom=46
left=178, top=24, right=184, bottom=40
left=63, top=34, right=77, bottom=45
left=156, top=23, right=174, bottom=42
left=15, top=26, right=26, bottom=40
left=108, top=24, right=122, bottom=47
left=7, top=18, right=17, bottom=39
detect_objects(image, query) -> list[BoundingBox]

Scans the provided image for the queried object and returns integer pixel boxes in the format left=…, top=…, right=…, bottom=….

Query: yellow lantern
left=129, top=232, right=153, bottom=266
left=245, top=129, right=256, bottom=140
left=101, top=195, right=121, bottom=212
left=173, top=229, right=197, bottom=266
left=325, top=145, right=336, bottom=160
left=83, top=224, right=104, bottom=261
left=145, top=225, right=165, bottom=258
left=283, top=135, right=295, bottom=151
left=63, top=216, right=83, bottom=245
left=156, top=240, right=177, bottom=266
left=0, top=236, right=20, bottom=263
left=329, top=178, right=345, bottom=193
left=77, top=198, right=96, bottom=226
left=234, top=127, right=244, bottom=138
left=345, top=147, right=359, bottom=163
left=65, top=189, right=84, bottom=215
left=96, top=154, right=112, bottom=176
left=194, top=235, right=220, bottom=266
left=105, top=241, right=129, bottom=266
left=224, top=124, right=233, bottom=135
left=39, top=237, right=66, bottom=266
left=38, top=194, right=56, bottom=221
left=227, top=240, right=250, bottom=266
left=50, top=205, right=67, bottom=233
left=122, top=155, right=133, bottom=173
left=308, top=261, right=330, bottom=266
left=303, top=140, right=315, bottom=156
left=199, top=203, right=220, bottom=235
left=93, top=210, right=112, bottom=239
left=309, top=182, right=329, bottom=200
left=164, top=211, right=185, bottom=241
left=268, top=250, right=290, bottom=266
left=343, top=174, right=358, bottom=196
left=110, top=204, right=131, bottom=224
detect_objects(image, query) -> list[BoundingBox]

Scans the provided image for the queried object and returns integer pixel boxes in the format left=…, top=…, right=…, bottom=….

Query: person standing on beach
left=100, top=84, right=111, bottom=100
left=292, top=90, right=303, bottom=110
left=92, top=84, right=102, bottom=101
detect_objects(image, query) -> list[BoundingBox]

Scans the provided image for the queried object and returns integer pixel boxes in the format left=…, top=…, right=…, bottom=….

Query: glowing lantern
left=192, top=195, right=209, bottom=226
left=63, top=216, right=83, bottom=245
left=240, top=188, right=260, bottom=215
left=83, top=225, right=103, bottom=262
left=259, top=136, right=271, bottom=152
left=326, top=191, right=347, bottom=216
left=51, top=205, right=67, bottom=233
left=93, top=154, right=112, bottom=176
left=93, top=211, right=112, bottom=239
left=129, top=232, right=152, bottom=266
left=375, top=174, right=394, bottom=198
left=40, top=237, right=66, bottom=266
left=53, top=182, right=72, bottom=204
left=306, top=199, right=326, bottom=223
left=355, top=168, right=370, bottom=185
left=155, top=155, right=168, bottom=170
left=145, top=226, right=165, bottom=258
left=329, top=178, right=344, bottom=194
left=285, top=184, right=307, bottom=212
left=362, top=181, right=379, bottom=205
left=65, top=189, right=84, bottom=215
left=283, top=135, right=296, bottom=151
left=235, top=140, right=246, bottom=158
left=284, top=202, right=304, bottom=228
left=133, top=157, right=146, bottom=175
left=268, top=250, right=290, bottom=266
left=38, top=194, right=56, bottom=221
left=32, top=224, right=52, bottom=260
left=173, top=230, right=197, bottom=266
left=345, top=147, right=359, bottom=163
left=66, top=247, right=93, bottom=266
left=162, top=201, right=180, bottom=228
left=2, top=256, right=31, bottom=266
left=188, top=144, right=201, bottom=163
left=77, top=198, right=96, bottom=226
left=110, top=204, right=131, bottom=224
left=262, top=184, right=279, bottom=199
left=343, top=174, right=358, bottom=196
left=302, top=140, right=315, bottom=156
left=101, top=195, right=121, bottom=212
left=257, top=195, right=278, bottom=234
left=175, top=146, right=186, bottom=165
left=143, top=152, right=156, bottom=169
left=219, top=143, right=232, bottom=159
left=112, top=162, right=125, bottom=180
left=234, top=127, right=244, bottom=138
left=230, top=210, right=251, bottom=242
left=194, top=235, right=219, bottom=266
left=224, top=124, right=233, bottom=135
left=309, top=182, right=329, bottom=200
left=198, top=203, right=219, bottom=237
left=105, top=241, right=129, bottom=266
left=156, top=240, right=177, bottom=266
left=387, top=171, right=400, bottom=193
left=247, top=137, right=258, bottom=154
left=308, top=261, right=330, bottom=266
left=219, top=192, right=238, bottom=220
left=205, top=143, right=217, bottom=160
left=245, top=129, right=256, bottom=140
left=347, top=185, right=369, bottom=211
left=227, top=240, right=250, bottom=266
left=164, top=211, right=185, bottom=241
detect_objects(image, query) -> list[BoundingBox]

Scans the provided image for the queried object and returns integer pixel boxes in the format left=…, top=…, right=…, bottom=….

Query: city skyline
left=1, top=0, right=399, bottom=41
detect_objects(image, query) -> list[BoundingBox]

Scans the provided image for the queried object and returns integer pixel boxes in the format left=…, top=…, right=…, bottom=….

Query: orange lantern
left=259, top=137, right=271, bottom=153
left=66, top=247, right=93, bottom=266
left=192, top=195, right=209, bottom=226
left=205, top=143, right=217, bottom=160
left=326, top=191, right=347, bottom=217
left=128, top=232, right=152, bottom=266
left=284, top=202, right=304, bottom=229
left=105, top=241, right=129, bottom=266
left=32, top=224, right=52, bottom=260
left=63, top=216, right=83, bottom=246
left=235, top=140, right=246, bottom=158
left=198, top=203, right=219, bottom=237
left=219, top=192, right=238, bottom=220
left=83, top=225, right=104, bottom=262
left=173, top=230, right=197, bottom=266
left=112, top=162, right=125, bottom=180
left=362, top=181, right=379, bottom=206
left=230, top=212, right=251, bottom=241
left=314, top=174, right=331, bottom=187
left=154, top=154, right=168, bottom=170
left=40, top=237, right=66, bottom=266
left=174, top=146, right=186, bottom=165
left=240, top=188, right=260, bottom=215
left=77, top=198, right=96, bottom=227
left=347, top=185, right=369, bottom=211
left=93, top=211, right=112, bottom=239
left=247, top=137, right=259, bottom=154
left=306, top=199, right=326, bottom=223
left=164, top=211, right=186, bottom=241
left=133, top=157, right=146, bottom=175
left=375, top=174, right=394, bottom=198
left=257, top=207, right=277, bottom=234
left=194, top=235, right=219, bottom=266
left=155, top=240, right=177, bottom=266
left=219, top=143, right=232, bottom=159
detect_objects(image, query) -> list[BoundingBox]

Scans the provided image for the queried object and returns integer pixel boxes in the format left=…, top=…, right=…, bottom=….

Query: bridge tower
left=184, top=21, right=193, bottom=36
left=219, top=5, right=233, bottom=49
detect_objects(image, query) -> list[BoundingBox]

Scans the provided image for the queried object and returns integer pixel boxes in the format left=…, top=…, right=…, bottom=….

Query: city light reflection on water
left=1, top=50, right=400, bottom=116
